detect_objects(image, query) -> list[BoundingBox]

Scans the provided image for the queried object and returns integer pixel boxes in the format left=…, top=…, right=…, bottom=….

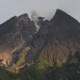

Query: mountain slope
left=0, top=9, right=80, bottom=80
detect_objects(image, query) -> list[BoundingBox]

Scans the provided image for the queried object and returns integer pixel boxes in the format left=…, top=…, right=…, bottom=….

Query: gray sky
left=0, top=0, right=80, bottom=24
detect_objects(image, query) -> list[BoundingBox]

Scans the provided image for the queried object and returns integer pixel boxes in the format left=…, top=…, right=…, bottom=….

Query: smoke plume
left=31, top=11, right=40, bottom=33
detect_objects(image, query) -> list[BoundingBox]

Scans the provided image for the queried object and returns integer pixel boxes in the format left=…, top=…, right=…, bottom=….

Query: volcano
left=0, top=9, right=80, bottom=80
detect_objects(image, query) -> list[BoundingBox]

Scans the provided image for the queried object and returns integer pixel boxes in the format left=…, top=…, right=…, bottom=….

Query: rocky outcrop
left=49, top=9, right=80, bottom=41
left=0, top=14, right=36, bottom=68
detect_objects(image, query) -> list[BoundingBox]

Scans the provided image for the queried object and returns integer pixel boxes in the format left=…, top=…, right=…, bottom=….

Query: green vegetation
left=7, top=47, right=30, bottom=73
left=0, top=53, right=80, bottom=80
left=0, top=42, right=80, bottom=80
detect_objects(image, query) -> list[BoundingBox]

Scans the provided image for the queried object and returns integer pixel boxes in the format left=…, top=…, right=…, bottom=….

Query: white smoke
left=31, top=11, right=40, bottom=33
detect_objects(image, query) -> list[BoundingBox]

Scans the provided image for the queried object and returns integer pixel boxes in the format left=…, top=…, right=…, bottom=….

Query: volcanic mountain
left=0, top=9, right=80, bottom=80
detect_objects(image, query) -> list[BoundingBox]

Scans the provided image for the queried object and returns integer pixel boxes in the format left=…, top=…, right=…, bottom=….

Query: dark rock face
left=0, top=14, right=36, bottom=50
left=0, top=14, right=36, bottom=68
left=49, top=9, right=80, bottom=41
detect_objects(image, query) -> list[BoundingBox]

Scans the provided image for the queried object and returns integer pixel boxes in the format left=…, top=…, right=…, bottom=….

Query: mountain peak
left=51, top=9, right=79, bottom=25
left=49, top=9, right=80, bottom=41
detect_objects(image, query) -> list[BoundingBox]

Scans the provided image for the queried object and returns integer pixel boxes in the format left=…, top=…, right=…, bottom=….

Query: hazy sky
left=0, top=0, right=80, bottom=24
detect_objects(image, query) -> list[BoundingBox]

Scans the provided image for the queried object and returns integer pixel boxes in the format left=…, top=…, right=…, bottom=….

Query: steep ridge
left=50, top=9, right=80, bottom=41
left=0, top=14, right=36, bottom=68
